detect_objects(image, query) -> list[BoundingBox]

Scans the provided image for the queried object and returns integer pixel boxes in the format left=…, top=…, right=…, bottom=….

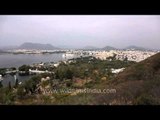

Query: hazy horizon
left=1, top=15, right=160, bottom=49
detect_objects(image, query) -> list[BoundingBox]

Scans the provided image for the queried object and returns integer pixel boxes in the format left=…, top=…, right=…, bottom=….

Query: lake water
left=0, top=53, right=65, bottom=68
left=1, top=73, right=34, bottom=87
left=0, top=53, right=66, bottom=86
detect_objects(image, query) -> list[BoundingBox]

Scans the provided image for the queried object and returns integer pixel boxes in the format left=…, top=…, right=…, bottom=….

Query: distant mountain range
left=83, top=45, right=154, bottom=51
left=18, top=42, right=60, bottom=50
left=101, top=46, right=117, bottom=51
left=82, top=46, right=116, bottom=50
left=123, top=45, right=149, bottom=51
left=0, top=43, right=157, bottom=51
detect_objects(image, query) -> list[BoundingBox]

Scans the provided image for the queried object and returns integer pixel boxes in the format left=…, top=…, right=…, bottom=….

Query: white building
left=53, top=63, right=60, bottom=67
left=41, top=76, right=50, bottom=82
left=111, top=68, right=125, bottom=74
left=62, top=53, right=75, bottom=58
left=29, top=69, right=54, bottom=74
left=0, top=74, right=3, bottom=81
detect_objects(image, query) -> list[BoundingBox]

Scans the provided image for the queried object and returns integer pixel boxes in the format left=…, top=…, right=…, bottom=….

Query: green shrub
left=17, top=85, right=26, bottom=99
left=134, top=94, right=157, bottom=105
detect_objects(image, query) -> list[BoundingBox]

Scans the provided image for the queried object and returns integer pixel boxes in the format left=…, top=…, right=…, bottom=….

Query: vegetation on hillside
left=0, top=53, right=160, bottom=105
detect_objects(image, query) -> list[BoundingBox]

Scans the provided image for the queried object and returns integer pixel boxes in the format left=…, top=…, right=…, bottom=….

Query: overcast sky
left=0, top=15, right=160, bottom=49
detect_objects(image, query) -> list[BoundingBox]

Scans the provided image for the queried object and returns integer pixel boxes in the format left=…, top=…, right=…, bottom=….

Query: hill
left=1, top=52, right=160, bottom=105
left=124, top=45, right=149, bottom=51
left=92, top=52, right=160, bottom=105
left=115, top=52, right=160, bottom=82
left=83, top=46, right=100, bottom=50
left=18, top=42, right=59, bottom=50
left=101, top=46, right=117, bottom=51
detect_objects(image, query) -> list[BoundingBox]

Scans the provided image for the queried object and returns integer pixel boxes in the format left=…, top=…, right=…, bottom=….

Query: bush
left=134, top=94, right=157, bottom=105
left=66, top=80, right=73, bottom=87
left=0, top=88, right=16, bottom=104
left=41, top=95, right=52, bottom=104
left=10, top=67, right=16, bottom=71
left=0, top=82, right=3, bottom=88
left=17, top=85, right=26, bottom=99
left=41, top=81, right=50, bottom=88
left=24, top=75, right=41, bottom=94
left=65, top=69, right=73, bottom=79
left=18, top=65, right=31, bottom=75
left=0, top=68, right=6, bottom=76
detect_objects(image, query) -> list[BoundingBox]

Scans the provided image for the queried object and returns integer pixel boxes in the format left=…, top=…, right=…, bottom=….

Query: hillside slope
left=34, top=53, right=160, bottom=105
left=1, top=52, right=160, bottom=105
left=55, top=52, right=160, bottom=105
left=92, top=52, right=160, bottom=105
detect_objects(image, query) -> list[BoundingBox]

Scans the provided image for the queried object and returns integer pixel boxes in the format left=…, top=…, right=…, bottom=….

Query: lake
left=0, top=53, right=67, bottom=87
left=1, top=73, right=34, bottom=87
left=0, top=53, right=65, bottom=68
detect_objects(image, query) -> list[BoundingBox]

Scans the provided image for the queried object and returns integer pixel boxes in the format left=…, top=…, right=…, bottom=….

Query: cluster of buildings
left=8, top=48, right=158, bottom=63
left=63, top=50, right=159, bottom=62
left=62, top=50, right=90, bottom=59
left=114, top=50, right=157, bottom=62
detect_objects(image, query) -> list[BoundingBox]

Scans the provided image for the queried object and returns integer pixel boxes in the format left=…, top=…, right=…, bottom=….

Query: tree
left=106, top=69, right=113, bottom=78
left=134, top=94, right=156, bottom=105
left=55, top=70, right=60, bottom=79
left=24, top=75, right=41, bottom=94
left=3, top=89, right=15, bottom=105
left=18, top=65, right=31, bottom=75
left=14, top=79, right=19, bottom=88
left=8, top=82, right=11, bottom=90
left=124, top=57, right=128, bottom=62
left=17, top=85, right=26, bottom=99
left=66, top=69, right=73, bottom=79
left=11, top=67, right=16, bottom=71
left=0, top=68, right=6, bottom=76
left=0, top=81, right=3, bottom=88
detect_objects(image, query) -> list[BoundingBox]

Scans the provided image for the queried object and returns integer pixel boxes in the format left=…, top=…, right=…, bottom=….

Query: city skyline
left=0, top=15, right=160, bottom=49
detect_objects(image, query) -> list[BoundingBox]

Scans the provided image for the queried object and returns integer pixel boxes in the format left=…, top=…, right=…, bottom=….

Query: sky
left=0, top=15, right=160, bottom=49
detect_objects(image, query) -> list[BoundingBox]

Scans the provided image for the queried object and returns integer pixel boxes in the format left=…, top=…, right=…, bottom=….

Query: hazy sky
left=0, top=15, right=160, bottom=49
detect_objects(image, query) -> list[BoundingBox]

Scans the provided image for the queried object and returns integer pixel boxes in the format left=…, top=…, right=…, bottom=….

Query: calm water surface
left=0, top=53, right=64, bottom=68
left=0, top=53, right=65, bottom=86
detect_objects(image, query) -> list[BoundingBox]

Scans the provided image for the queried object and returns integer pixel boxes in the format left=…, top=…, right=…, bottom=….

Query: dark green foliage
left=10, top=67, right=16, bottom=71
left=24, top=75, right=41, bottom=94
left=0, top=68, right=6, bottom=76
left=19, top=65, right=31, bottom=71
left=0, top=87, right=16, bottom=104
left=134, top=94, right=157, bottom=105
left=14, top=79, right=19, bottom=88
left=0, top=81, right=3, bottom=88
left=66, top=81, right=72, bottom=87
left=54, top=56, right=135, bottom=81
left=17, top=85, right=26, bottom=99
left=3, top=92, right=15, bottom=104
left=55, top=66, right=73, bottom=80
left=40, top=73, right=51, bottom=78
left=8, top=81, right=11, bottom=90
left=66, top=69, right=73, bottom=79
left=18, top=65, right=30, bottom=76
